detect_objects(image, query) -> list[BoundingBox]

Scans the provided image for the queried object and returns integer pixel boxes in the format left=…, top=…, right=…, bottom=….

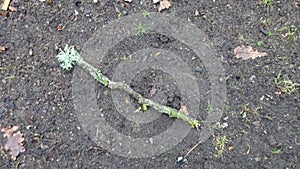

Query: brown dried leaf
left=234, top=45, right=267, bottom=60
left=158, top=0, right=171, bottom=12
left=1, top=126, right=25, bottom=160
left=228, top=145, right=234, bottom=151
left=179, top=104, right=189, bottom=115
left=0, top=10, right=9, bottom=17
left=1, top=126, right=19, bottom=137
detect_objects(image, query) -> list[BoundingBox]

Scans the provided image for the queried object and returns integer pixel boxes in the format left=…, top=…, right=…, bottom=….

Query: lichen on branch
left=56, top=45, right=200, bottom=129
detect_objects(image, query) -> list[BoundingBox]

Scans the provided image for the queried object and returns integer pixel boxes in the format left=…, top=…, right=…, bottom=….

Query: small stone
left=7, top=101, right=15, bottom=110
left=267, top=135, right=277, bottom=146
left=252, top=120, right=261, bottom=128
left=46, top=0, right=53, bottom=5
left=75, top=1, right=82, bottom=7
left=29, top=48, right=33, bottom=56
left=151, top=42, right=159, bottom=48
left=176, top=156, right=188, bottom=167
left=255, top=157, right=261, bottom=162
left=220, top=122, right=229, bottom=128
left=0, top=108, right=5, bottom=118
left=249, top=75, right=256, bottom=83
left=195, top=66, right=203, bottom=72
left=83, top=8, right=91, bottom=16
left=195, top=9, right=200, bottom=16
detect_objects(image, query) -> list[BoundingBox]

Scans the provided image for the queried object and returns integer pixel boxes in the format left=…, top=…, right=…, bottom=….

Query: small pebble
left=249, top=75, right=256, bottom=83
left=7, top=101, right=15, bottom=110
left=151, top=42, right=159, bottom=48
left=195, top=66, right=203, bottom=72
left=75, top=1, right=82, bottom=7
left=29, top=48, right=33, bottom=56
left=252, top=120, right=261, bottom=128
left=0, top=108, right=5, bottom=118
left=176, top=156, right=188, bottom=168
left=267, top=135, right=277, bottom=146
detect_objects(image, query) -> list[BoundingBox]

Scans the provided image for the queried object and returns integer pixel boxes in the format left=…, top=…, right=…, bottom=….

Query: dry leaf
left=1, top=126, right=26, bottom=160
left=228, top=146, right=234, bottom=151
left=179, top=104, right=189, bottom=115
left=158, top=0, right=171, bottom=12
left=234, top=45, right=267, bottom=60
left=0, top=10, right=9, bottom=17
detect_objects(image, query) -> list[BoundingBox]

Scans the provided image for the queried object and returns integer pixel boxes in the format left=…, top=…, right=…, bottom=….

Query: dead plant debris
left=1, top=126, right=25, bottom=160
left=154, top=0, right=171, bottom=12
left=234, top=45, right=267, bottom=60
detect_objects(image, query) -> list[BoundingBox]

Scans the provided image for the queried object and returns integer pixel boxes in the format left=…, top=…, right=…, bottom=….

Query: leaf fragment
left=234, top=45, right=267, bottom=60
left=158, top=0, right=171, bottom=12
left=0, top=10, right=9, bottom=17
left=1, top=126, right=25, bottom=160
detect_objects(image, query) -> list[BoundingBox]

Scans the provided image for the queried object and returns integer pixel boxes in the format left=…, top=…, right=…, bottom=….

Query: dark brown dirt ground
left=0, top=0, right=299, bottom=168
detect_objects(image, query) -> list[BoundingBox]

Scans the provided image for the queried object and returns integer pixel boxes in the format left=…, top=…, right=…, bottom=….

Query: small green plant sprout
left=277, top=25, right=298, bottom=43
left=213, top=135, right=228, bottom=158
left=56, top=45, right=200, bottom=129
left=267, top=31, right=273, bottom=37
left=142, top=103, right=148, bottom=111
left=135, top=23, right=148, bottom=37
left=262, top=0, right=273, bottom=11
left=206, top=100, right=212, bottom=112
left=141, top=9, right=150, bottom=17
left=262, top=18, right=271, bottom=26
left=256, top=41, right=263, bottom=47
left=271, top=148, right=281, bottom=155
left=170, top=7, right=176, bottom=15
left=6, top=75, right=16, bottom=81
left=274, top=73, right=300, bottom=94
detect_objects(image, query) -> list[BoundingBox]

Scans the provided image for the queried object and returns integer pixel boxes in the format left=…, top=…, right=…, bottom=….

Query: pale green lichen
left=56, top=44, right=81, bottom=70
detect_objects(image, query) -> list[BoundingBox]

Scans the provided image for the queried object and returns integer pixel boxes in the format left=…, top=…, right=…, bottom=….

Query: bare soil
left=0, top=0, right=299, bottom=168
